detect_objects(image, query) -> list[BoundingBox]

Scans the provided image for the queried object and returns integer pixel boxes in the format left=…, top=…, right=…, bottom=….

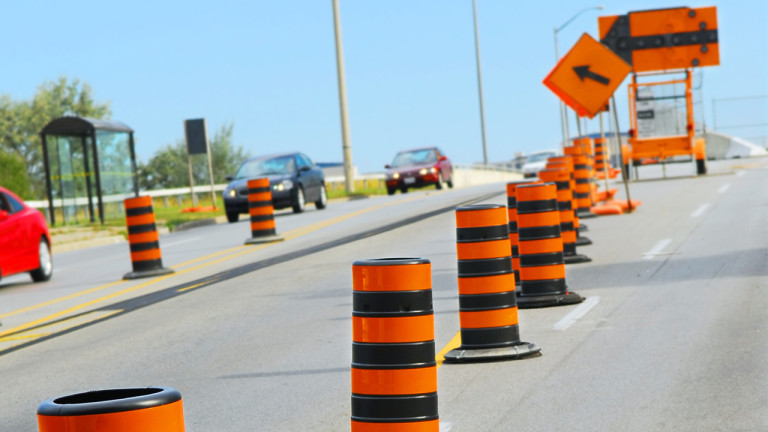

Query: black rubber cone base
left=577, top=210, right=598, bottom=219
left=123, top=267, right=175, bottom=280
left=517, top=291, right=584, bottom=309
left=579, top=224, right=589, bottom=231
left=564, top=253, right=592, bottom=264
left=575, top=236, right=593, bottom=246
left=444, top=342, right=540, bottom=363
left=244, top=235, right=284, bottom=245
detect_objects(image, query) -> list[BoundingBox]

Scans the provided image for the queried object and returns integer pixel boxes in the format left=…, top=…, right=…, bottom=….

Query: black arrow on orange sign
left=573, top=65, right=610, bottom=85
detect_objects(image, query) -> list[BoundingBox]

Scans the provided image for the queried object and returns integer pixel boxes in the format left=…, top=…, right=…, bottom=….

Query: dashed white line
left=690, top=203, right=710, bottom=218
left=736, top=170, right=746, bottom=177
left=163, top=238, right=200, bottom=248
left=643, top=238, right=672, bottom=260
left=553, top=296, right=601, bottom=331
left=718, top=184, right=731, bottom=194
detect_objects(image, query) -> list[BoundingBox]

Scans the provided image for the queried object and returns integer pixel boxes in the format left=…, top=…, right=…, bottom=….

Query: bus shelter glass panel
left=95, top=130, right=135, bottom=220
left=46, top=135, right=94, bottom=224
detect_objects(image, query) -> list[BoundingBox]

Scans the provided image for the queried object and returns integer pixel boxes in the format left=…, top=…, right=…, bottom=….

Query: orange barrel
left=123, top=196, right=174, bottom=280
left=38, top=387, right=185, bottom=431
left=546, top=157, right=593, bottom=247
left=505, top=180, right=537, bottom=286
left=570, top=154, right=597, bottom=219
left=537, top=169, right=591, bottom=264
left=594, top=138, right=609, bottom=177
left=694, top=138, right=707, bottom=175
left=351, top=258, right=439, bottom=431
left=515, top=183, right=583, bottom=308
left=444, top=204, right=539, bottom=362
left=244, top=178, right=284, bottom=244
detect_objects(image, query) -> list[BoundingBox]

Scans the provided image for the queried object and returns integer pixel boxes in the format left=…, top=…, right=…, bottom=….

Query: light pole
left=554, top=6, right=604, bottom=146
left=472, top=0, right=489, bottom=165
left=332, top=0, right=355, bottom=193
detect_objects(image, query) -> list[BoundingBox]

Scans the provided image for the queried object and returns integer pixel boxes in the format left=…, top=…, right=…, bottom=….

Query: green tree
left=0, top=77, right=111, bottom=199
left=138, top=123, right=249, bottom=190
left=0, top=150, right=31, bottom=198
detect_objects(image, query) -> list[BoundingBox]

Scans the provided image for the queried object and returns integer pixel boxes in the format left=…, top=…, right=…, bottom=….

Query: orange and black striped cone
left=38, top=387, right=185, bottom=431
left=506, top=180, right=537, bottom=286
left=351, top=258, right=439, bottom=431
left=538, top=169, right=591, bottom=264
left=516, top=183, right=583, bottom=308
left=244, top=178, right=284, bottom=244
left=123, top=196, right=174, bottom=280
left=444, top=204, right=540, bottom=362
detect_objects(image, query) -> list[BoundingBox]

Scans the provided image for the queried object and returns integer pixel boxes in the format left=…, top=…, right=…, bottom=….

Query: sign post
left=184, top=118, right=217, bottom=208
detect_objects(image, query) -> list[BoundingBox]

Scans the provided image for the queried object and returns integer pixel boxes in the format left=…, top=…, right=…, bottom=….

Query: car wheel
left=315, top=185, right=327, bottom=209
left=447, top=177, right=454, bottom=188
left=386, top=186, right=396, bottom=196
left=30, top=238, right=53, bottom=282
left=400, top=187, right=408, bottom=194
left=226, top=209, right=239, bottom=223
left=292, top=186, right=306, bottom=213
left=436, top=173, right=444, bottom=190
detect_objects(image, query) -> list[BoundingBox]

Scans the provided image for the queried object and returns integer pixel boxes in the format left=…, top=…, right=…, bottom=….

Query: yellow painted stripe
left=176, top=281, right=213, bottom=293
left=435, top=331, right=462, bottom=369
left=0, top=194, right=427, bottom=341
left=0, top=309, right=123, bottom=353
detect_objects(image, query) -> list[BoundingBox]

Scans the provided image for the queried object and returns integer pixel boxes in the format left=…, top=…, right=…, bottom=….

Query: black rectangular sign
left=185, top=118, right=208, bottom=155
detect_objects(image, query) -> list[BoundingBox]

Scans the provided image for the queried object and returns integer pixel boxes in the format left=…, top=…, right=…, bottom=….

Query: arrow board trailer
left=543, top=33, right=632, bottom=119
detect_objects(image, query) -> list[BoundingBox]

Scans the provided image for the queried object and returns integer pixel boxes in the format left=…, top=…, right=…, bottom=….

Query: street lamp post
left=554, top=6, right=604, bottom=146
left=332, top=0, right=355, bottom=193
left=472, top=0, right=489, bottom=165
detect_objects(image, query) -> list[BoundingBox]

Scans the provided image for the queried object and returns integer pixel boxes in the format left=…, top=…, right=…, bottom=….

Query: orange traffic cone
left=244, top=178, right=284, bottom=244
left=123, top=196, right=174, bottom=280
left=444, top=204, right=539, bottom=361
left=351, top=258, right=439, bottom=431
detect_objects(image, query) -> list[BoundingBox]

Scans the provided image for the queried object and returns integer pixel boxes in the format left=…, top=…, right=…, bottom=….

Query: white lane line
left=690, top=203, right=710, bottom=218
left=439, top=421, right=453, bottom=432
left=718, top=184, right=731, bottom=194
left=736, top=170, right=745, bottom=177
left=553, top=296, right=600, bottom=331
left=643, top=238, right=672, bottom=260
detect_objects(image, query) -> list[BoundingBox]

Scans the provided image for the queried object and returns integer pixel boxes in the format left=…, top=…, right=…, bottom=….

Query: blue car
left=223, top=152, right=327, bottom=223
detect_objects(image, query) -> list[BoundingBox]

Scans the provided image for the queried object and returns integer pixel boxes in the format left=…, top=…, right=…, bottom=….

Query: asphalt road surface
left=1, top=157, right=766, bottom=431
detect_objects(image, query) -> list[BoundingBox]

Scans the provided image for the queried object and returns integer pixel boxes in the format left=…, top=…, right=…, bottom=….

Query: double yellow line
left=0, top=195, right=423, bottom=345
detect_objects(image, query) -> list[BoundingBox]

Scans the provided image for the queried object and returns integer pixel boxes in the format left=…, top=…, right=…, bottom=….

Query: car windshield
left=235, top=155, right=296, bottom=179
left=391, top=149, right=437, bottom=168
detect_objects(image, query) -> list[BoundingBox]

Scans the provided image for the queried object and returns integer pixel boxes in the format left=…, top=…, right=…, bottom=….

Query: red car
left=385, top=147, right=454, bottom=195
left=0, top=186, right=53, bottom=283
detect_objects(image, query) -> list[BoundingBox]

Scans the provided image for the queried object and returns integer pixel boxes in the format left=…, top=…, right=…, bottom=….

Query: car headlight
left=419, top=168, right=428, bottom=175
left=273, top=180, right=294, bottom=192
left=430, top=167, right=437, bottom=174
left=392, top=172, right=400, bottom=179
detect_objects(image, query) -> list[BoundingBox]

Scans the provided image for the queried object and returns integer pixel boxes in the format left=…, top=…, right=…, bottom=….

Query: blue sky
left=3, top=1, right=766, bottom=174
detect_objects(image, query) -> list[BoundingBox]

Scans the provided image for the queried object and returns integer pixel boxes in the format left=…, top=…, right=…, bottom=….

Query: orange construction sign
left=543, top=33, right=632, bottom=118
left=599, top=6, right=719, bottom=73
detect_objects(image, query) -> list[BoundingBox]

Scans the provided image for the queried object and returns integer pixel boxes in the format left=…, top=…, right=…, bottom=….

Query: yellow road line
left=177, top=281, right=214, bottom=293
left=0, top=193, right=427, bottom=340
left=435, top=331, right=462, bottom=369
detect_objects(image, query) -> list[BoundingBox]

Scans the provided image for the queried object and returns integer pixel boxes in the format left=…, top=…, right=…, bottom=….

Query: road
left=1, top=157, right=766, bottom=431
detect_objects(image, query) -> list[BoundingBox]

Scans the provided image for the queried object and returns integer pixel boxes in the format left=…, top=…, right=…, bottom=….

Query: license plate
left=404, top=177, right=416, bottom=184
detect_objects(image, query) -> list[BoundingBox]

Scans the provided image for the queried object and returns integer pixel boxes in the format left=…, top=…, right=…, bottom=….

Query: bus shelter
left=40, top=116, right=139, bottom=225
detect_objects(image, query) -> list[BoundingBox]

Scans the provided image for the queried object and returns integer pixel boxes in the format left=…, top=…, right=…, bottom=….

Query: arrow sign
left=542, top=33, right=632, bottom=118
left=573, top=65, right=610, bottom=85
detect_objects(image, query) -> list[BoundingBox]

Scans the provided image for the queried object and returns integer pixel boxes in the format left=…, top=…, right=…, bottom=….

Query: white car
left=522, top=150, right=560, bottom=178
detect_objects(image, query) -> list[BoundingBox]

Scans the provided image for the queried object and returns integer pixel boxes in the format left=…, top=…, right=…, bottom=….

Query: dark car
left=385, top=147, right=453, bottom=195
left=0, top=186, right=53, bottom=283
left=223, top=152, right=327, bottom=223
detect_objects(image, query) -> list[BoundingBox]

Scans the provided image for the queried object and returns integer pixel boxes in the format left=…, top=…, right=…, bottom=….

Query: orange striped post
left=546, top=157, right=593, bottom=247
left=123, top=196, right=174, bottom=280
left=505, top=180, right=537, bottom=287
left=538, top=169, right=591, bottom=264
left=444, top=204, right=539, bottom=362
left=244, top=178, right=284, bottom=244
left=38, top=387, right=185, bottom=431
left=516, top=183, right=583, bottom=308
left=351, top=258, right=439, bottom=431
left=566, top=150, right=597, bottom=219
